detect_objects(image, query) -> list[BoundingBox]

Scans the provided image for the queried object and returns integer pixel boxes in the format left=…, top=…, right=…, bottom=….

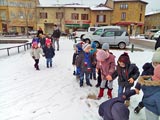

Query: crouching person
left=98, top=90, right=136, bottom=120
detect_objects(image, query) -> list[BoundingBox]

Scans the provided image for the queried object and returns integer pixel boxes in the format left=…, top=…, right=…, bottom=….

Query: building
left=145, top=11, right=160, bottom=31
left=0, top=0, right=39, bottom=34
left=111, top=0, right=148, bottom=35
left=0, top=0, right=148, bottom=35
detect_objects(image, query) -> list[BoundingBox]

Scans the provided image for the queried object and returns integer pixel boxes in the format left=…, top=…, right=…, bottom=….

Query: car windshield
left=93, top=29, right=103, bottom=35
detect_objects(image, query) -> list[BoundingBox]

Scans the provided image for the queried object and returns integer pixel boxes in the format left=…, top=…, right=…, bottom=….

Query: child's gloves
left=32, top=56, right=35, bottom=59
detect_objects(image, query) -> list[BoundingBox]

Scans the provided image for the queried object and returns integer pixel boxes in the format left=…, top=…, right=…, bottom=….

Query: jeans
left=118, top=86, right=131, bottom=100
left=46, top=58, right=52, bottom=67
left=53, top=38, right=59, bottom=50
left=90, top=67, right=96, bottom=79
left=145, top=108, right=159, bottom=120
left=80, top=71, right=90, bottom=86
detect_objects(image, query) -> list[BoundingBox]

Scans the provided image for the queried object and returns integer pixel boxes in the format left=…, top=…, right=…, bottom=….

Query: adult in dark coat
left=37, top=27, right=43, bottom=37
left=99, top=90, right=136, bottom=120
left=51, top=24, right=61, bottom=51
left=155, top=36, right=160, bottom=50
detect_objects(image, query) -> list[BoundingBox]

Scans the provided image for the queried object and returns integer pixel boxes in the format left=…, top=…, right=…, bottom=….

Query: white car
left=153, top=30, right=160, bottom=40
left=86, top=29, right=130, bottom=49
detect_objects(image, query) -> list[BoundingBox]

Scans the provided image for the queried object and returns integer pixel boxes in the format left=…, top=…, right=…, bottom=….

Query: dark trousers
left=34, top=59, right=39, bottom=69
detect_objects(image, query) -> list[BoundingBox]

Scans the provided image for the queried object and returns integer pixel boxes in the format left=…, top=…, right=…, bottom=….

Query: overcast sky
left=39, top=0, right=159, bottom=13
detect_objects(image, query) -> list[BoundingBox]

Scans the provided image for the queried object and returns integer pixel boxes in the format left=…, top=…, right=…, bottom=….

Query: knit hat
left=102, top=43, right=110, bottom=50
left=96, top=49, right=109, bottom=61
left=152, top=48, right=160, bottom=63
left=45, top=38, right=52, bottom=45
left=152, top=64, right=160, bottom=81
left=91, top=42, right=96, bottom=49
left=118, top=52, right=130, bottom=64
left=82, top=43, right=91, bottom=51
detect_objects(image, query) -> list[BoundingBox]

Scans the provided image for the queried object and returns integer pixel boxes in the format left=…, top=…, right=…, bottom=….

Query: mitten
left=123, top=89, right=136, bottom=99
left=32, top=56, right=35, bottom=59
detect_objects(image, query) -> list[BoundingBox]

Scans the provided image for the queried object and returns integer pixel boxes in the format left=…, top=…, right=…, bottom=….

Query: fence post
left=131, top=44, right=134, bottom=52
left=24, top=45, right=26, bottom=51
left=7, top=48, right=10, bottom=56
left=18, top=46, right=20, bottom=53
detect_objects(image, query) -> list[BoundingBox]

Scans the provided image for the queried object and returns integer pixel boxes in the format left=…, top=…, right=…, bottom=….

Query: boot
left=47, top=63, right=49, bottom=68
left=107, top=88, right=113, bottom=99
left=50, top=63, right=52, bottom=67
left=36, top=65, right=40, bottom=70
left=134, top=102, right=144, bottom=114
left=97, top=88, right=104, bottom=99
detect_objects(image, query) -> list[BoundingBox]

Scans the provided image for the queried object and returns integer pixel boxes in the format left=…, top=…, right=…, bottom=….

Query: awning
left=65, top=24, right=90, bottom=28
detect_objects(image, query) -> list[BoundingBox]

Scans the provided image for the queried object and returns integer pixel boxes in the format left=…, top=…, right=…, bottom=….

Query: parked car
left=153, top=30, right=160, bottom=40
left=86, top=29, right=130, bottom=49
left=82, top=26, right=121, bottom=40
left=72, top=27, right=99, bottom=39
left=28, top=30, right=37, bottom=35
left=144, top=29, right=159, bottom=39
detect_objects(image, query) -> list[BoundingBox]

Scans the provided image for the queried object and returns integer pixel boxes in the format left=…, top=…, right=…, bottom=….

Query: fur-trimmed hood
left=138, top=76, right=160, bottom=86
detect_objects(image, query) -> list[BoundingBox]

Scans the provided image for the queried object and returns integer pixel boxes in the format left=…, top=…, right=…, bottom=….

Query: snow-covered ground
left=0, top=37, right=157, bottom=120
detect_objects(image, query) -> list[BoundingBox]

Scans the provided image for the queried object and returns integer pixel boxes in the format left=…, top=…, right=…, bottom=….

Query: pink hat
left=45, top=38, right=52, bottom=45
left=96, top=49, right=109, bottom=61
left=152, top=64, right=160, bottom=81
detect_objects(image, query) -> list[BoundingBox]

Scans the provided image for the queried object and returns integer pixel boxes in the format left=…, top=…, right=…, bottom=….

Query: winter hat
left=118, top=52, right=130, bottom=64
left=45, top=38, right=52, bottom=45
left=152, top=64, right=160, bottom=81
left=111, top=102, right=129, bottom=120
left=96, top=49, right=109, bottom=61
left=82, top=43, right=91, bottom=51
left=102, top=43, right=110, bottom=50
left=91, top=42, right=96, bottom=49
left=90, top=42, right=97, bottom=54
left=152, top=48, right=160, bottom=63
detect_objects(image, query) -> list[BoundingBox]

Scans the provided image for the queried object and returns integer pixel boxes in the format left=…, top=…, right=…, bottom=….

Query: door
left=100, top=31, right=115, bottom=45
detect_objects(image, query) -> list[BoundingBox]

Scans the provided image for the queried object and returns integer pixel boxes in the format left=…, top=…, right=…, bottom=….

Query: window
left=115, top=31, right=123, bottom=36
left=71, top=13, right=79, bottom=20
left=120, top=4, right=128, bottom=9
left=56, top=12, right=63, bottom=19
left=93, top=29, right=103, bottom=35
left=121, top=12, right=126, bottom=20
left=139, top=13, right=142, bottom=21
left=39, top=12, right=47, bottom=19
left=96, top=15, right=106, bottom=22
left=102, top=31, right=114, bottom=37
left=81, top=14, right=88, bottom=20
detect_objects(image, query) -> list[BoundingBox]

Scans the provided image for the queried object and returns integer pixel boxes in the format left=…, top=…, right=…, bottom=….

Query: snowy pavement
left=0, top=37, right=156, bottom=120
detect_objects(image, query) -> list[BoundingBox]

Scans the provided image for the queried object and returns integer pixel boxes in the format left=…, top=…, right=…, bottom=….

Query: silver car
left=90, top=29, right=130, bottom=49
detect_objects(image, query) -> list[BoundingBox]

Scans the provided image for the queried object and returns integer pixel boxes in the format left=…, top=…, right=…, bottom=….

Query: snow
left=0, top=37, right=157, bottom=120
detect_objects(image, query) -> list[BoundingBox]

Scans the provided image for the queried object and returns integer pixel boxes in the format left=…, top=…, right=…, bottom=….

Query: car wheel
left=118, top=42, right=126, bottom=49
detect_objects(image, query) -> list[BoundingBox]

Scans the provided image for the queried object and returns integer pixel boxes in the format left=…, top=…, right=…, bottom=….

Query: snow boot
left=36, top=65, right=40, bottom=70
left=97, top=88, right=104, bottom=99
left=107, top=88, right=113, bottom=99
left=134, top=102, right=144, bottom=114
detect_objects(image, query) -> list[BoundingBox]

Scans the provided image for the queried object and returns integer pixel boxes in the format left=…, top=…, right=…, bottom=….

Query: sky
left=0, top=36, right=155, bottom=120
left=39, top=0, right=159, bottom=13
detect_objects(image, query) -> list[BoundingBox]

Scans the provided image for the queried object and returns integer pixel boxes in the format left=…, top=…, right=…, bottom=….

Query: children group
left=72, top=40, right=160, bottom=120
